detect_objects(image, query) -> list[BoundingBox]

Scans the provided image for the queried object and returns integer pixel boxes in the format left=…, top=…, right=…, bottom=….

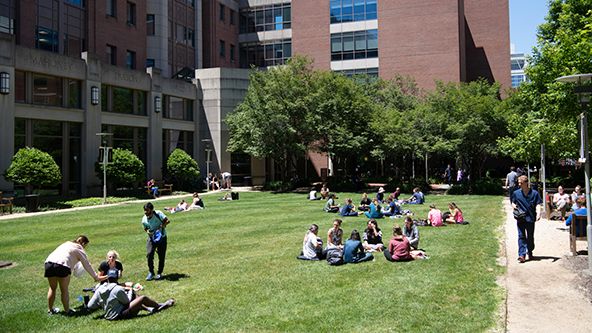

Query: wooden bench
left=0, top=191, right=13, bottom=214
left=569, top=212, right=587, bottom=256
left=145, top=181, right=173, bottom=196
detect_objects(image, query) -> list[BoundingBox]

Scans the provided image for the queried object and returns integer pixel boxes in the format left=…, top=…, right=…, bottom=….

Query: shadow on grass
left=160, top=273, right=189, bottom=281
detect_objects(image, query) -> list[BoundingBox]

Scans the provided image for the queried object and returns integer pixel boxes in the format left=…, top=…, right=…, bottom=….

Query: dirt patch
left=562, top=254, right=592, bottom=303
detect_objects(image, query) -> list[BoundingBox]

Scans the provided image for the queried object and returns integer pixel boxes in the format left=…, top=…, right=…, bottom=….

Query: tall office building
left=510, top=43, right=528, bottom=87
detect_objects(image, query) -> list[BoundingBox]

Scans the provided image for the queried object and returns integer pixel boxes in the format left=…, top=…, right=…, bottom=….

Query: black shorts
left=115, top=303, right=133, bottom=320
left=44, top=262, right=71, bottom=278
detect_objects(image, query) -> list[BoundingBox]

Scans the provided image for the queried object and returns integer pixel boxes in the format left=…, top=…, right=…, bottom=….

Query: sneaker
left=156, top=274, right=163, bottom=280
left=48, top=308, right=59, bottom=315
left=146, top=272, right=154, bottom=280
left=64, top=309, right=76, bottom=316
left=517, top=256, right=525, bottom=263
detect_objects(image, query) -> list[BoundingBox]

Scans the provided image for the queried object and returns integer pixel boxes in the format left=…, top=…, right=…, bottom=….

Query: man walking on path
left=444, top=164, right=453, bottom=186
left=506, top=166, right=519, bottom=202
left=511, top=175, right=542, bottom=262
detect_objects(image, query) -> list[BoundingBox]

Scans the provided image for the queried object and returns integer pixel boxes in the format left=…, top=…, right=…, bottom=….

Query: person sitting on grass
left=445, top=202, right=464, bottom=224
left=323, top=193, right=340, bottom=213
left=362, top=219, right=384, bottom=252
left=308, top=187, right=322, bottom=200
left=393, top=187, right=402, bottom=201
left=343, top=230, right=374, bottom=263
left=340, top=198, right=362, bottom=217
left=566, top=196, right=587, bottom=237
left=427, top=204, right=443, bottom=227
left=403, top=216, right=420, bottom=249
left=165, top=199, right=188, bottom=213
left=384, top=224, right=413, bottom=262
left=364, top=198, right=383, bottom=219
left=88, top=268, right=175, bottom=320
left=189, top=193, right=204, bottom=209
left=382, top=196, right=401, bottom=217
left=327, top=219, right=344, bottom=249
left=320, top=184, right=330, bottom=199
left=97, top=250, right=132, bottom=287
left=376, top=187, right=386, bottom=203
left=302, top=224, right=324, bottom=260
left=404, top=188, right=424, bottom=204
left=358, top=193, right=371, bottom=211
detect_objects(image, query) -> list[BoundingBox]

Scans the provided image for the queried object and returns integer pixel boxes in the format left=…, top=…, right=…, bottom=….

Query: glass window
left=112, top=87, right=133, bottom=114
left=36, top=26, right=58, bottom=53
left=106, top=45, right=116, bottom=65
left=220, top=40, right=225, bottom=58
left=230, top=10, right=235, bottom=25
left=147, top=59, right=155, bottom=68
left=230, top=44, right=235, bottom=62
left=240, top=4, right=291, bottom=34
left=66, top=0, right=85, bottom=7
left=188, top=29, right=195, bottom=47
left=126, top=51, right=136, bottom=69
left=15, top=70, right=25, bottom=103
left=138, top=90, right=147, bottom=115
left=220, top=4, right=225, bottom=21
left=69, top=79, right=81, bottom=109
left=147, top=14, right=155, bottom=35
left=107, top=0, right=116, bottom=17
left=167, top=96, right=184, bottom=120
left=331, top=30, right=378, bottom=61
left=331, top=0, right=376, bottom=24
left=127, top=2, right=136, bottom=25
left=176, top=24, right=183, bottom=43
left=186, top=100, right=193, bottom=121
left=101, top=84, right=108, bottom=111
left=33, top=74, right=63, bottom=106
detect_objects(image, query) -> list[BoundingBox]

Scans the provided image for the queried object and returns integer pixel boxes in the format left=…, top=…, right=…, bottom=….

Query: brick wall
left=18, top=0, right=36, bottom=48
left=292, top=0, right=331, bottom=70
left=202, top=0, right=238, bottom=69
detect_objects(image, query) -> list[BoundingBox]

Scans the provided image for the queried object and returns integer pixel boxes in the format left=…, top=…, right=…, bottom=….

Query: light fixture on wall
left=0, top=72, right=9, bottom=95
left=91, top=86, right=99, bottom=105
left=155, top=96, right=162, bottom=113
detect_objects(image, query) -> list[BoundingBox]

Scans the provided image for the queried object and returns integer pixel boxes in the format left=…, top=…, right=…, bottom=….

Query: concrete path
left=502, top=197, right=592, bottom=332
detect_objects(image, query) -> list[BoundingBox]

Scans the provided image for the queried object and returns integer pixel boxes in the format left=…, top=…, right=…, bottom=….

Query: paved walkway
left=502, top=197, right=592, bottom=332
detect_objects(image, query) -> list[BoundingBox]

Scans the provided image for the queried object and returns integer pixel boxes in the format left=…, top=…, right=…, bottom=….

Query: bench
left=0, top=191, right=13, bottom=214
left=145, top=181, right=173, bottom=196
left=569, top=212, right=587, bottom=256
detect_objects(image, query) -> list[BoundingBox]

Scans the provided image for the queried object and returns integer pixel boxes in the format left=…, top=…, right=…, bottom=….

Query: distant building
left=510, top=43, right=529, bottom=87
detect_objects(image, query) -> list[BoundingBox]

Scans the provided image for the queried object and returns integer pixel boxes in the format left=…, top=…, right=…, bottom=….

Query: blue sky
left=509, top=0, right=550, bottom=55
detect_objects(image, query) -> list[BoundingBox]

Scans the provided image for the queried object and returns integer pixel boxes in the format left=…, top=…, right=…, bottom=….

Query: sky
left=509, top=0, right=551, bottom=55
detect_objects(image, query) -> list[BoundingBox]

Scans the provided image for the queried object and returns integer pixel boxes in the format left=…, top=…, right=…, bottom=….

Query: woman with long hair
left=362, top=219, right=384, bottom=251
left=343, top=230, right=374, bottom=263
left=445, top=202, right=464, bottom=224
left=302, top=224, right=323, bottom=259
left=327, top=219, right=343, bottom=248
left=384, top=224, right=413, bottom=262
left=44, top=236, right=100, bottom=315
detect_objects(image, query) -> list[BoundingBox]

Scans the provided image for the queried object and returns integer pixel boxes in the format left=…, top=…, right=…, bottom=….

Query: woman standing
left=44, top=236, right=100, bottom=315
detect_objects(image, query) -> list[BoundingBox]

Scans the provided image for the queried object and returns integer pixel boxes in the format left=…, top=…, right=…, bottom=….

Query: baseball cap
left=107, top=268, right=119, bottom=279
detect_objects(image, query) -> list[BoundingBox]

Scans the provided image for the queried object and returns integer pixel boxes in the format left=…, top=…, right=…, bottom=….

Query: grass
left=0, top=191, right=506, bottom=332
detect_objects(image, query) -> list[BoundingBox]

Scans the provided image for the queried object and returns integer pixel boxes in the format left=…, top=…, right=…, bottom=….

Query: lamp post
left=202, top=139, right=212, bottom=191
left=557, top=74, right=592, bottom=275
left=532, top=119, right=548, bottom=217
left=96, top=132, right=113, bottom=204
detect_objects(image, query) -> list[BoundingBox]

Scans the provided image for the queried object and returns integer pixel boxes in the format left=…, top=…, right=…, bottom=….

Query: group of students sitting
left=299, top=218, right=422, bottom=263
left=164, top=193, right=204, bottom=213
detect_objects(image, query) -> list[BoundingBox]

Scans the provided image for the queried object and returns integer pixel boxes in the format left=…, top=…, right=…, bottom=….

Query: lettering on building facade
left=29, top=55, right=73, bottom=70
left=115, top=72, right=142, bottom=83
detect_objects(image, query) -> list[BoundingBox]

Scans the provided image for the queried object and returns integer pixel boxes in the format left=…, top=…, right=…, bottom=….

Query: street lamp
left=532, top=119, right=548, bottom=216
left=557, top=73, right=592, bottom=275
left=202, top=139, right=212, bottom=191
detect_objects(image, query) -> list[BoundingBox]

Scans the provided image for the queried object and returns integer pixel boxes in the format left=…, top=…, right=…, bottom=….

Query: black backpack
left=326, top=248, right=344, bottom=266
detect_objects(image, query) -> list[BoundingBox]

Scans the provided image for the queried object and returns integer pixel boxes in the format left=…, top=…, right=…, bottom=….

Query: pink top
left=428, top=209, right=443, bottom=227
left=454, top=210, right=464, bottom=223
left=388, top=237, right=412, bottom=261
left=45, top=241, right=98, bottom=280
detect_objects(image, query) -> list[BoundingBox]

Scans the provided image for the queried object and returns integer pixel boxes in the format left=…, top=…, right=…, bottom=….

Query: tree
left=166, top=149, right=200, bottom=190
left=3, top=147, right=62, bottom=195
left=225, top=55, right=329, bottom=179
left=499, top=0, right=592, bottom=162
left=94, top=148, right=145, bottom=190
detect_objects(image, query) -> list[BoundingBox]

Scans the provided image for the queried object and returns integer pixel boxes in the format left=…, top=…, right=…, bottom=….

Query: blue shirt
left=340, top=204, right=354, bottom=216
left=566, top=208, right=588, bottom=236
left=343, top=239, right=365, bottom=263
left=512, top=188, right=542, bottom=223
left=388, top=201, right=399, bottom=215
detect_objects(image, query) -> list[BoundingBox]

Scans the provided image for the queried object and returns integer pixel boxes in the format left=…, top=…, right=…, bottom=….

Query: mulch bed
left=562, top=254, right=592, bottom=303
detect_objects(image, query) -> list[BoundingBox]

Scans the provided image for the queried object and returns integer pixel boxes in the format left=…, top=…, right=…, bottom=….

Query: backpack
left=326, top=247, right=344, bottom=266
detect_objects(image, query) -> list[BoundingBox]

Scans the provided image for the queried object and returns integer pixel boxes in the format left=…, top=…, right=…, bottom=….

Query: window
left=15, top=70, right=25, bottom=103
left=33, top=74, right=63, bottom=106
left=239, top=39, right=291, bottom=68
left=106, top=45, right=116, bottom=65
left=147, top=14, right=155, bottom=35
left=163, top=96, right=193, bottom=120
left=176, top=24, right=184, bottom=43
left=188, top=0, right=195, bottom=7
left=188, top=29, right=195, bottom=47
left=127, top=2, right=136, bottom=25
left=65, top=0, right=84, bottom=6
left=163, top=130, right=194, bottom=161
left=511, top=59, right=525, bottom=71
left=102, top=125, right=147, bottom=170
left=64, top=35, right=84, bottom=57
left=336, top=67, right=379, bottom=78
left=330, top=0, right=376, bottom=24
left=0, top=15, right=15, bottom=34
left=230, top=10, right=235, bottom=25
left=220, top=40, right=225, bottom=58
left=36, top=26, right=58, bottom=53
left=113, top=87, right=133, bottom=114
left=331, top=30, right=377, bottom=61
left=239, top=4, right=291, bottom=34
left=230, top=44, right=235, bottom=62
left=126, top=50, right=136, bottom=69
left=69, top=79, right=81, bottom=109
left=107, top=0, right=116, bottom=17
left=220, top=4, right=225, bottom=21
left=147, top=59, right=155, bottom=68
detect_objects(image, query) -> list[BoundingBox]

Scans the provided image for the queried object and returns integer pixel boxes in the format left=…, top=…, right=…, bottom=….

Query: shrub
left=94, top=148, right=145, bottom=190
left=445, top=179, right=504, bottom=195
left=446, top=183, right=470, bottom=195
left=3, top=147, right=62, bottom=194
left=166, top=149, right=200, bottom=190
left=262, top=181, right=295, bottom=191
left=485, top=169, right=501, bottom=178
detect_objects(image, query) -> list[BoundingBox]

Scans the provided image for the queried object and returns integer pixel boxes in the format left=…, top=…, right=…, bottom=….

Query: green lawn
left=0, top=192, right=505, bottom=332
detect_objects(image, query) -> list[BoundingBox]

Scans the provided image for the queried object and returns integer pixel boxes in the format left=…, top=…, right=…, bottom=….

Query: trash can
left=244, top=176, right=252, bottom=186
left=25, top=194, right=39, bottom=213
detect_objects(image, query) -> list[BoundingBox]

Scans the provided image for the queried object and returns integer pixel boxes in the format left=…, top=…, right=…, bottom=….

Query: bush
left=3, top=147, right=62, bottom=194
left=446, top=183, right=470, bottom=195
left=262, top=181, right=295, bottom=191
left=445, top=179, right=504, bottom=195
left=485, top=169, right=501, bottom=178
left=166, top=149, right=200, bottom=190
left=95, top=148, right=145, bottom=189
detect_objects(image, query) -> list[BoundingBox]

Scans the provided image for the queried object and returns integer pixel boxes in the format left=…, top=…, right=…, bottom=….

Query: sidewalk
left=502, top=197, right=592, bottom=332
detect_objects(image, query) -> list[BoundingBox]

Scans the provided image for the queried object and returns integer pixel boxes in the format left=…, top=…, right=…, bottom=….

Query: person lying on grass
left=164, top=199, right=189, bottom=213
left=88, top=268, right=174, bottom=320
left=384, top=224, right=413, bottom=262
